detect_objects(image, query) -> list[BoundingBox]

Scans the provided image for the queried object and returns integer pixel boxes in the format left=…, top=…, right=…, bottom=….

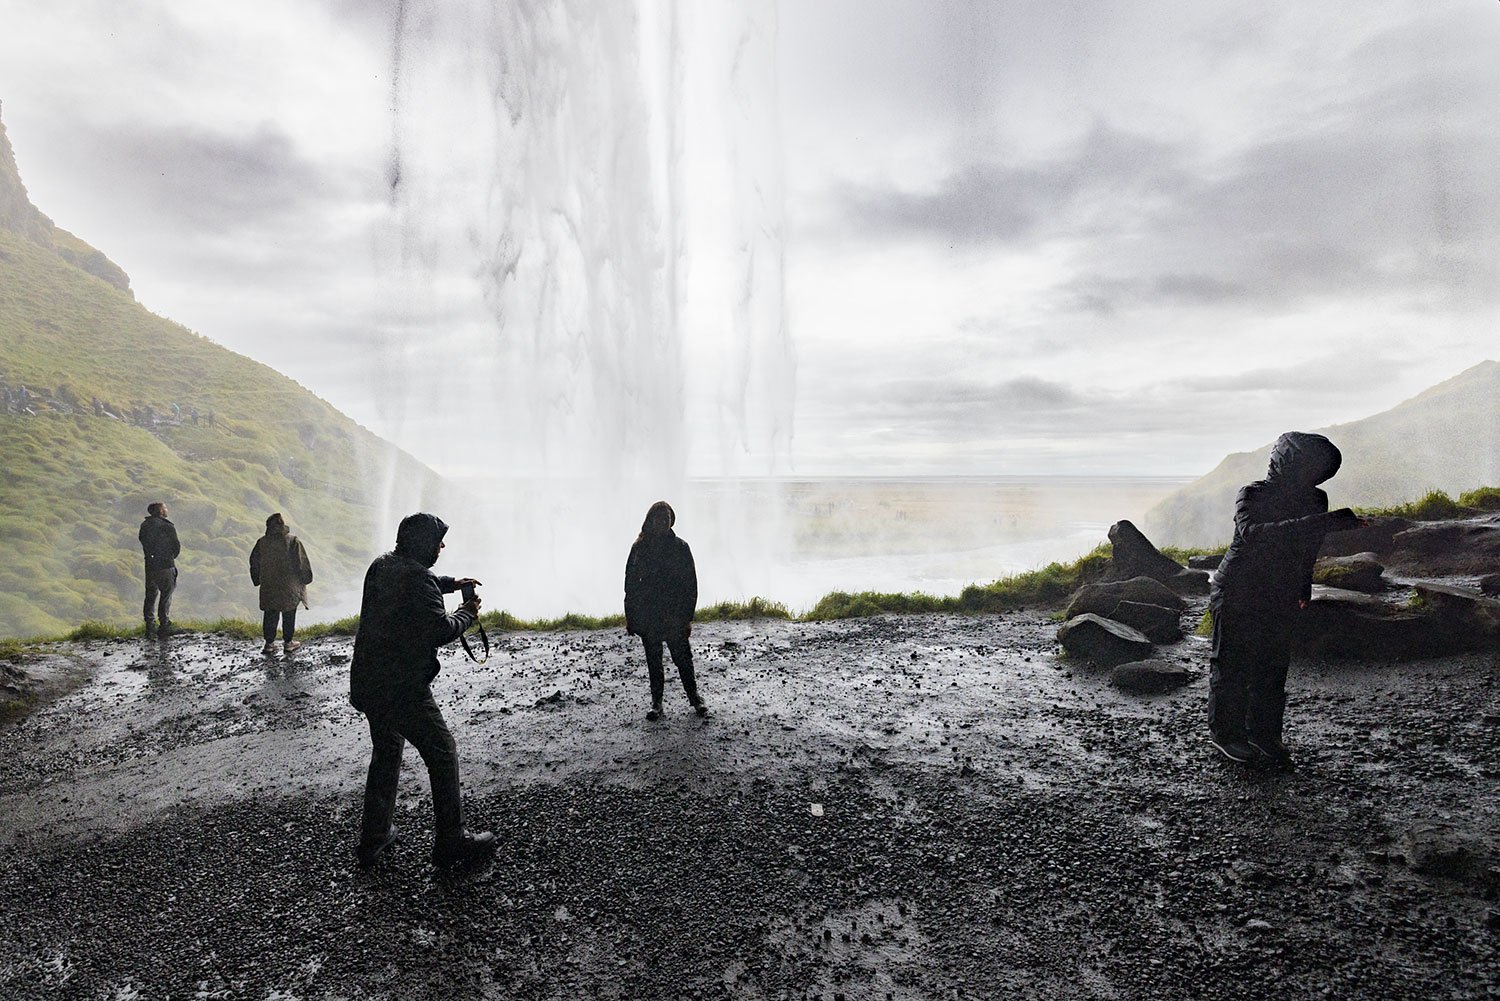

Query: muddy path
left=1, top=613, right=1496, bottom=999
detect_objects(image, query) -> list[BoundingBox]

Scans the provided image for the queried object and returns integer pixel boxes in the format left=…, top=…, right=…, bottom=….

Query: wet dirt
left=1, top=613, right=1496, bottom=999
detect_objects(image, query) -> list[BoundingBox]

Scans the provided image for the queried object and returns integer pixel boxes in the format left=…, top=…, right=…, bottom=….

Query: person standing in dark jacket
left=138, top=502, right=181, bottom=639
left=1208, top=432, right=1362, bottom=769
left=349, top=513, right=491, bottom=868
left=249, top=513, right=313, bottom=656
left=624, top=501, right=705, bottom=720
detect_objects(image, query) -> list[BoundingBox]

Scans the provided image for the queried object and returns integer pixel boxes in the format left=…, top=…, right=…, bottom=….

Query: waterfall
left=375, top=0, right=794, bottom=617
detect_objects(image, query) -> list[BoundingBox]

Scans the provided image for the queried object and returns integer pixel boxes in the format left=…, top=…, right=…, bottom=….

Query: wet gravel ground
left=1, top=612, right=1497, bottom=999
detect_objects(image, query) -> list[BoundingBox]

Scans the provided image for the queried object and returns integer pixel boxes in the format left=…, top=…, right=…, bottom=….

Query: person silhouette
left=624, top=501, right=706, bottom=721
left=1207, top=432, right=1362, bottom=769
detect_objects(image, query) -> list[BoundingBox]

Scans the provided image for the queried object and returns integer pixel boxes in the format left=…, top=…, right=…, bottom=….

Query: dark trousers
left=1207, top=597, right=1293, bottom=742
left=262, top=609, right=297, bottom=643
left=143, top=565, right=177, bottom=625
left=641, top=630, right=699, bottom=705
left=359, top=691, right=464, bottom=845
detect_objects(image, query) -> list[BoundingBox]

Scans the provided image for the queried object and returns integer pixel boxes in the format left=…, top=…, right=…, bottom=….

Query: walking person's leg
left=357, top=716, right=405, bottom=866
left=143, top=571, right=160, bottom=637
left=261, top=611, right=278, bottom=653
left=156, top=567, right=177, bottom=632
left=666, top=630, right=705, bottom=714
left=396, top=691, right=494, bottom=866
left=282, top=610, right=300, bottom=652
left=1206, top=599, right=1255, bottom=763
left=1246, top=629, right=1295, bottom=768
left=642, top=634, right=666, bottom=719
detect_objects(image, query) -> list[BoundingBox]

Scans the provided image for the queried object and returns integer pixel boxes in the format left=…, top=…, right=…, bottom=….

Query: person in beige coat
left=250, top=513, right=313, bottom=655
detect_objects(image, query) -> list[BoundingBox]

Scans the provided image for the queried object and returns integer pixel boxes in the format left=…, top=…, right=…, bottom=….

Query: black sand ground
left=1, top=613, right=1496, bottom=999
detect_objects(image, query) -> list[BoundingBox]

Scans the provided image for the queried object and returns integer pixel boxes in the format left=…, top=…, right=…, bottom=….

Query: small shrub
left=1194, top=610, right=1214, bottom=637
left=1457, top=486, right=1500, bottom=512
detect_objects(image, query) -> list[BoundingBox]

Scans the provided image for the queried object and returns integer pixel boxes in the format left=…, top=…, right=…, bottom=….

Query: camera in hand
left=461, top=581, right=479, bottom=603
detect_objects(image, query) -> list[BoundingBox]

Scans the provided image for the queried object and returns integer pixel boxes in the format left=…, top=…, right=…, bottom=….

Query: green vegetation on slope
left=0, top=227, right=432, bottom=637
left=1355, top=486, right=1500, bottom=521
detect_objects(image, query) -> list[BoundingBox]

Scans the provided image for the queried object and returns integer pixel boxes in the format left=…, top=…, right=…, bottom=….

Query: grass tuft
left=1357, top=488, right=1472, bottom=521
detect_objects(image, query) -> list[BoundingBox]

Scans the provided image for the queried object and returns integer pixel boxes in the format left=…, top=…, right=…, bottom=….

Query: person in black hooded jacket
left=624, top=500, right=706, bottom=720
left=349, top=512, right=491, bottom=867
left=1208, top=432, right=1362, bottom=768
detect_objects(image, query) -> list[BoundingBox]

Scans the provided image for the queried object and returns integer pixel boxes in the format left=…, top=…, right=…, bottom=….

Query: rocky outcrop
left=1385, top=515, right=1500, bottom=577
left=1106, top=600, right=1182, bottom=644
left=1056, top=614, right=1152, bottom=667
left=1109, top=659, right=1195, bottom=694
left=1411, top=582, right=1500, bottom=640
left=1103, top=521, right=1210, bottom=595
left=1291, top=585, right=1497, bottom=660
left=1065, top=576, right=1184, bottom=620
left=1311, top=553, right=1386, bottom=594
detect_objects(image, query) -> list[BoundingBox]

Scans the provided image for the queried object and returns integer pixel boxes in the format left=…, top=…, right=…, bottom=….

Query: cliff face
left=0, top=102, right=131, bottom=294
left=1142, top=361, right=1500, bottom=548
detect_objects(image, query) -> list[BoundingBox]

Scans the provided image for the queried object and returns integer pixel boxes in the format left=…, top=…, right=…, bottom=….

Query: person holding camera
left=1208, top=431, right=1363, bottom=770
left=624, top=500, right=706, bottom=721
left=249, top=513, right=313, bottom=655
left=349, top=512, right=490, bottom=868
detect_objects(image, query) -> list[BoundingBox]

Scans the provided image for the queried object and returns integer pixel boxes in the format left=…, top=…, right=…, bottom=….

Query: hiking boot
left=283, top=640, right=302, bottom=653
left=144, top=622, right=158, bottom=640
left=646, top=703, right=663, bottom=722
left=355, top=826, right=401, bottom=868
left=261, top=641, right=277, bottom=656
left=692, top=698, right=709, bottom=718
left=158, top=620, right=174, bottom=638
left=432, top=829, right=497, bottom=868
left=1209, top=732, right=1255, bottom=764
left=1248, top=735, right=1296, bottom=771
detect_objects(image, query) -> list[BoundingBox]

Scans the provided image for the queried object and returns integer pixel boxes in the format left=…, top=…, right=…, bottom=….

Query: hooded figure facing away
left=249, top=512, right=313, bottom=655
left=138, top=501, right=180, bottom=639
left=1208, top=432, right=1361, bottom=768
left=624, top=501, right=705, bottom=720
left=349, top=513, right=491, bottom=868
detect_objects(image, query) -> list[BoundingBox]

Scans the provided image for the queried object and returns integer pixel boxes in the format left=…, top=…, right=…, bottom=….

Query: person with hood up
left=138, top=501, right=181, bottom=639
left=349, top=513, right=490, bottom=868
left=249, top=513, right=313, bottom=655
left=624, top=500, right=706, bottom=720
left=1208, top=432, right=1362, bottom=769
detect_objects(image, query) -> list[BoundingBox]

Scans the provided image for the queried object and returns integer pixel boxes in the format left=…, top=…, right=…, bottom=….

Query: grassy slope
left=1141, top=361, right=1500, bottom=548
left=0, top=227, right=434, bottom=636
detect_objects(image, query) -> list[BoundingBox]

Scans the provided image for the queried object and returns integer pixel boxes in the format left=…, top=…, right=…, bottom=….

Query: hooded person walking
left=249, top=513, right=313, bottom=655
left=349, top=513, right=490, bottom=868
left=1208, top=432, right=1362, bottom=769
left=624, top=500, right=706, bottom=720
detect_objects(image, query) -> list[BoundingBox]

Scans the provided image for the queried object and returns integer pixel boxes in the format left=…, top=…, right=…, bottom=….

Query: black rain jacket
left=349, top=513, right=475, bottom=714
left=138, top=514, right=181, bottom=570
left=1212, top=432, right=1346, bottom=617
left=624, top=531, right=698, bottom=636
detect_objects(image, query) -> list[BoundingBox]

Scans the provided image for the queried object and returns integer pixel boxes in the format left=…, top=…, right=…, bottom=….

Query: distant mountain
left=0, top=105, right=443, bottom=637
left=1142, top=361, right=1500, bottom=548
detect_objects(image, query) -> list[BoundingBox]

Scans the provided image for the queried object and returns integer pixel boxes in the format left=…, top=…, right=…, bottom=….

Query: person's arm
left=249, top=539, right=262, bottom=586
left=1234, top=489, right=1355, bottom=544
left=682, top=542, right=698, bottom=622
left=623, top=543, right=642, bottom=632
left=418, top=574, right=476, bottom=648
left=435, top=575, right=459, bottom=593
left=168, top=523, right=181, bottom=560
left=296, top=539, right=312, bottom=584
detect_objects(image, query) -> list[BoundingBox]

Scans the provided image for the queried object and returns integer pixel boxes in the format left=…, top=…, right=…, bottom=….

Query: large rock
left=1386, top=514, right=1500, bottom=576
left=1188, top=553, right=1224, bottom=571
left=1104, top=520, right=1211, bottom=595
left=1107, top=600, right=1183, bottom=643
left=1311, top=552, right=1386, bottom=593
left=1318, top=516, right=1412, bottom=558
left=1110, top=659, right=1195, bottom=694
left=1293, top=586, right=1458, bottom=660
left=1065, top=576, right=1185, bottom=620
left=1056, top=614, right=1153, bottom=667
left=1400, top=820, right=1497, bottom=888
left=1412, top=582, right=1500, bottom=641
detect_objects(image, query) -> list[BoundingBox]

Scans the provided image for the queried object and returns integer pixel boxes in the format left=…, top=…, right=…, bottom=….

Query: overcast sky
left=1, top=0, right=1496, bottom=479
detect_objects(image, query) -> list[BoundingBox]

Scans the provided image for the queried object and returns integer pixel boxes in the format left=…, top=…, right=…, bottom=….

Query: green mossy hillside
left=0, top=229, right=434, bottom=638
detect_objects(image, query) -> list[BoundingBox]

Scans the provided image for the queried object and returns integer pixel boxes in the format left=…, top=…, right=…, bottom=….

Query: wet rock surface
left=1, top=615, right=1497, bottom=999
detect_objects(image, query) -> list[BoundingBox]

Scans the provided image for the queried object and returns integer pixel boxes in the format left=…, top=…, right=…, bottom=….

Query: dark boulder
left=1104, top=520, right=1211, bottom=595
left=1411, top=582, right=1500, bottom=641
left=1107, top=600, right=1183, bottom=643
left=1065, top=576, right=1184, bottom=620
left=1318, top=516, right=1412, bottom=558
left=1386, top=513, right=1500, bottom=577
left=1480, top=573, right=1500, bottom=597
left=1311, top=552, right=1386, bottom=593
left=1188, top=553, right=1224, bottom=571
left=1056, top=613, right=1153, bottom=667
left=1109, top=659, right=1195, bottom=694
left=1400, top=820, right=1497, bottom=888
left=1293, top=586, right=1457, bottom=660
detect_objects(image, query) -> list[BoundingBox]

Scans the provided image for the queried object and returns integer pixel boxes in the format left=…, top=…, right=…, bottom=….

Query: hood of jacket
left=1266, top=431, right=1342, bottom=487
left=394, top=512, right=449, bottom=568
